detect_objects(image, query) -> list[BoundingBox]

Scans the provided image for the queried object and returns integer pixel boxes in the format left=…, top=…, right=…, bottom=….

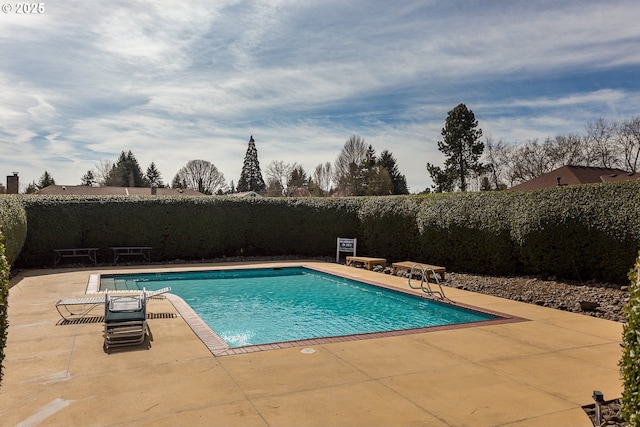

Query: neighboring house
left=509, top=165, right=640, bottom=191
left=37, top=185, right=206, bottom=196
left=229, top=191, right=262, bottom=198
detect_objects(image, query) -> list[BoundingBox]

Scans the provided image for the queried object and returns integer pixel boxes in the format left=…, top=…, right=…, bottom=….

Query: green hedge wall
left=14, top=181, right=640, bottom=283
left=416, top=191, right=518, bottom=275
left=415, top=181, right=640, bottom=282
left=357, top=196, right=421, bottom=261
left=18, top=195, right=361, bottom=266
left=508, top=183, right=640, bottom=282
left=0, top=195, right=27, bottom=265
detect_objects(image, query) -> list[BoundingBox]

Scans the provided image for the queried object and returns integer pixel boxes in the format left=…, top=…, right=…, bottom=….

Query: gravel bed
left=378, top=267, right=628, bottom=323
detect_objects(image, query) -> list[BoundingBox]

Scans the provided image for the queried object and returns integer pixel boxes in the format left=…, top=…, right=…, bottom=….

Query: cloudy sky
left=1, top=0, right=639, bottom=193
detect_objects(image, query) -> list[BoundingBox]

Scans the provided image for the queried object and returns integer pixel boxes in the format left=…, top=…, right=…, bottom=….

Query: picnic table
left=110, top=247, right=152, bottom=264
left=53, top=248, right=98, bottom=267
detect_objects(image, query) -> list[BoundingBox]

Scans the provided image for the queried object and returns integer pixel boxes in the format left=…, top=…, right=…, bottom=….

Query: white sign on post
left=336, top=237, right=357, bottom=263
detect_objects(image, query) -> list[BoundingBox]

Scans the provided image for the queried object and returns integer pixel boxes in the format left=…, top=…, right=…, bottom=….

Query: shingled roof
left=37, top=185, right=206, bottom=196
left=509, top=165, right=640, bottom=191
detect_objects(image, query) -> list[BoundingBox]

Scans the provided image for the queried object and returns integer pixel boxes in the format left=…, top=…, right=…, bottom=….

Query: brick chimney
left=6, top=172, right=19, bottom=194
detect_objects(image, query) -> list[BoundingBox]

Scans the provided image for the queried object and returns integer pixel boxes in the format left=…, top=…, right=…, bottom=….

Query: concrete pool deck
left=0, top=261, right=623, bottom=426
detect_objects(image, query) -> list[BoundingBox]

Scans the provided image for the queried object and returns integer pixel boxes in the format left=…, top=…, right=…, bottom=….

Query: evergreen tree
left=237, top=136, right=266, bottom=193
left=379, top=150, right=409, bottom=194
left=81, top=170, right=96, bottom=186
left=287, top=165, right=309, bottom=196
left=427, top=103, right=484, bottom=192
left=36, top=171, right=55, bottom=189
left=104, top=151, right=149, bottom=187
left=171, top=174, right=186, bottom=189
left=145, top=162, right=164, bottom=187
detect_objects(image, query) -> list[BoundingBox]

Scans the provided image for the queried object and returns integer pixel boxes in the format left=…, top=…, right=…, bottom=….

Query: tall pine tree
left=145, top=162, right=164, bottom=187
left=427, top=103, right=484, bottom=192
left=237, top=136, right=266, bottom=193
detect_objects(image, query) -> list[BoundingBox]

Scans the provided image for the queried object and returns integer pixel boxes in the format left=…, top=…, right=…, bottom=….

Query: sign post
left=336, top=237, right=357, bottom=263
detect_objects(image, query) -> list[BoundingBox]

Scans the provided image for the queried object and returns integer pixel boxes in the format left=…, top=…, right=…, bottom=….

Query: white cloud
left=1, top=0, right=640, bottom=192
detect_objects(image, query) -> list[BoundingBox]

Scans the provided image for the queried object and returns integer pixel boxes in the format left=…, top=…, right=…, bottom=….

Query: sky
left=1, top=0, right=639, bottom=193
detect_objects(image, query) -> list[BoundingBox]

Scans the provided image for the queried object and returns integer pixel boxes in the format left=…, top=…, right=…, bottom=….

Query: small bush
left=0, top=195, right=27, bottom=265
left=0, top=229, right=10, bottom=386
left=621, top=252, right=640, bottom=425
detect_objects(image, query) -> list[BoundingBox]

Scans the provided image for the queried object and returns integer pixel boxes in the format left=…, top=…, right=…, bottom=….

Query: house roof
left=228, top=191, right=262, bottom=198
left=37, top=185, right=206, bottom=196
left=509, top=165, right=640, bottom=191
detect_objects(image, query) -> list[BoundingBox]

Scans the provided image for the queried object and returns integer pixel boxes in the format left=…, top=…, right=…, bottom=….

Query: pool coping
left=94, top=263, right=528, bottom=356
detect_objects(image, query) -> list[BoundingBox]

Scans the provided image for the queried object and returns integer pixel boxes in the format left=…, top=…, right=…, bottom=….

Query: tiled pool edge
left=164, top=293, right=231, bottom=356
left=155, top=264, right=528, bottom=357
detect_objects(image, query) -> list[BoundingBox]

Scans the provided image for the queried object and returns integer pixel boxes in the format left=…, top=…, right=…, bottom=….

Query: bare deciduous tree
left=172, top=160, right=227, bottom=195
left=616, top=116, right=640, bottom=173
left=312, top=162, right=333, bottom=195
left=333, top=134, right=368, bottom=195
left=93, top=160, right=113, bottom=186
left=585, top=117, right=620, bottom=169
left=265, top=160, right=296, bottom=197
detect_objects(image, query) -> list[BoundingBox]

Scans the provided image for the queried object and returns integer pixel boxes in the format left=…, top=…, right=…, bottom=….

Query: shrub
left=0, top=229, right=9, bottom=386
left=0, top=195, right=27, bottom=265
left=621, top=251, right=640, bottom=425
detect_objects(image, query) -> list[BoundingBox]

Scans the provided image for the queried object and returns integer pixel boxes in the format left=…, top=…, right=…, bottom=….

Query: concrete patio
left=0, top=261, right=623, bottom=426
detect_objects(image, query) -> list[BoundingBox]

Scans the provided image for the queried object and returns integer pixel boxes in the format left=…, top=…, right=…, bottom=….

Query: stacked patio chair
left=103, top=291, right=148, bottom=351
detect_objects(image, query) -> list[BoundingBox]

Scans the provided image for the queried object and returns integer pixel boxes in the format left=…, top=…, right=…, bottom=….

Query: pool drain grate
left=58, top=312, right=178, bottom=325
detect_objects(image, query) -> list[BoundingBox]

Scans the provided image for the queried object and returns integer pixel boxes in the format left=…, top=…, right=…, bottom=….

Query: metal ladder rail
left=423, top=267, right=447, bottom=300
left=407, top=263, right=424, bottom=290
left=408, top=263, right=447, bottom=300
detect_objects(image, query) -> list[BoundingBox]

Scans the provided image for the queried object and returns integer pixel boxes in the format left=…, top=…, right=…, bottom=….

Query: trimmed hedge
left=18, top=195, right=362, bottom=266
left=508, top=183, right=640, bottom=283
left=416, top=191, right=518, bottom=275
left=621, top=252, right=640, bottom=425
left=0, top=195, right=27, bottom=265
left=357, top=196, right=421, bottom=261
left=0, top=229, right=9, bottom=386
left=13, top=180, right=640, bottom=283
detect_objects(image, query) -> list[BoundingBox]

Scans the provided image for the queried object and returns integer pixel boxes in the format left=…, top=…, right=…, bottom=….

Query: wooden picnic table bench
left=110, top=246, right=152, bottom=264
left=346, top=256, right=387, bottom=270
left=53, top=248, right=98, bottom=267
left=391, top=261, right=446, bottom=280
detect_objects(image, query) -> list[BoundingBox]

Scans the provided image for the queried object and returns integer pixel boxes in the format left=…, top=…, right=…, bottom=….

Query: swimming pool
left=100, top=267, right=499, bottom=349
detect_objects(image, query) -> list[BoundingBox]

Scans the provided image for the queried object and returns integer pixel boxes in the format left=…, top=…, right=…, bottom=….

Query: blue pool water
left=100, top=267, right=497, bottom=348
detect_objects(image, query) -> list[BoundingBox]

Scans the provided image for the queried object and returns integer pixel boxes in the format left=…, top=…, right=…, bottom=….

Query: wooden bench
left=391, top=261, right=446, bottom=280
left=53, top=248, right=98, bottom=267
left=110, top=247, right=152, bottom=264
left=346, top=256, right=386, bottom=270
